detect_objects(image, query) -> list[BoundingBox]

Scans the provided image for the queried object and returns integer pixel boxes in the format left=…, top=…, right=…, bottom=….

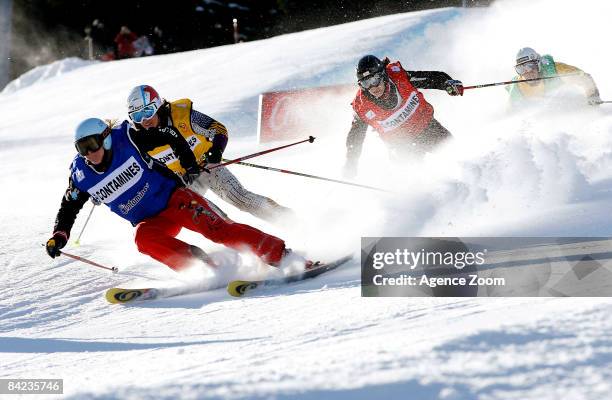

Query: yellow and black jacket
left=146, top=99, right=228, bottom=175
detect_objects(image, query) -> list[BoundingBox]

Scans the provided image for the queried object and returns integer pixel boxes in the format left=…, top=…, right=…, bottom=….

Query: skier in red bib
left=343, top=55, right=463, bottom=177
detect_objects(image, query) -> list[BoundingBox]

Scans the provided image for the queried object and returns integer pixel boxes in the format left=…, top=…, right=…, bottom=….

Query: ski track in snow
left=2, top=0, right=612, bottom=398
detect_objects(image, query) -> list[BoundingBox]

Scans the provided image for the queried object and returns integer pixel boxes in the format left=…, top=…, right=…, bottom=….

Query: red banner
left=258, top=83, right=356, bottom=143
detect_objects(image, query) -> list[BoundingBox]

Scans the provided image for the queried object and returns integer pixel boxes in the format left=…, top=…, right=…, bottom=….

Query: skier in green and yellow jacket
left=507, top=47, right=601, bottom=106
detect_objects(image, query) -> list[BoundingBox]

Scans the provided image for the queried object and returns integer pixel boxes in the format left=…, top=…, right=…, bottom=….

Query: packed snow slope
left=2, top=0, right=612, bottom=398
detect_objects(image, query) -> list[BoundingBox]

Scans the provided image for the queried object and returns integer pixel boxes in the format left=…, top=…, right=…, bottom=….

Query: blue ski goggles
left=129, top=103, right=159, bottom=123
left=358, top=72, right=384, bottom=89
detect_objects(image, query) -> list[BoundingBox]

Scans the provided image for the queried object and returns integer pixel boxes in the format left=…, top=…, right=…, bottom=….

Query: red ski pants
left=134, top=187, right=285, bottom=270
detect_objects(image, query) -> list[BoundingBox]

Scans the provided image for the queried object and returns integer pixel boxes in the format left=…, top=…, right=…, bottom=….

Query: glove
left=342, top=159, right=358, bottom=179
left=201, top=162, right=219, bottom=174
left=205, top=146, right=223, bottom=164
left=445, top=79, right=464, bottom=96
left=587, top=93, right=602, bottom=106
left=182, top=165, right=201, bottom=185
left=46, top=231, right=68, bottom=259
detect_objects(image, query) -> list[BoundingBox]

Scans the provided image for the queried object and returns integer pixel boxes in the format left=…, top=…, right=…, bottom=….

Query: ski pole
left=74, top=203, right=96, bottom=246
left=208, top=136, right=316, bottom=171
left=59, top=250, right=118, bottom=273
left=595, top=100, right=612, bottom=104
left=227, top=159, right=391, bottom=193
left=463, top=72, right=583, bottom=91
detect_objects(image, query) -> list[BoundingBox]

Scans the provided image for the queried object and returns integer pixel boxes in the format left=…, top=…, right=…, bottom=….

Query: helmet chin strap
left=380, top=79, right=395, bottom=100
left=98, top=148, right=113, bottom=172
left=383, top=79, right=392, bottom=96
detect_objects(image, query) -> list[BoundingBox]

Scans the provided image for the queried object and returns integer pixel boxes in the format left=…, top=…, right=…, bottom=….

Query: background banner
left=257, top=83, right=355, bottom=143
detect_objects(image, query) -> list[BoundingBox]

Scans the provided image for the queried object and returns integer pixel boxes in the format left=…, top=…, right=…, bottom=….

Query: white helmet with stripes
left=515, top=47, right=541, bottom=75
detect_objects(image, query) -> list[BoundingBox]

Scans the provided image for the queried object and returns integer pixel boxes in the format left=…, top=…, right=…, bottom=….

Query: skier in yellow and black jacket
left=126, top=85, right=294, bottom=225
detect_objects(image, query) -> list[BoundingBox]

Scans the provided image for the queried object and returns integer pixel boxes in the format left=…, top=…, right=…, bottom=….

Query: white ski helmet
left=127, top=84, right=163, bottom=123
left=516, top=47, right=541, bottom=67
left=74, top=118, right=112, bottom=155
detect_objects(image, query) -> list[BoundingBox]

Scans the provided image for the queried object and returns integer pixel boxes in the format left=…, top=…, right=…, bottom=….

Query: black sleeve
left=206, top=134, right=227, bottom=163
left=130, top=126, right=199, bottom=171
left=406, top=70, right=453, bottom=90
left=191, top=109, right=229, bottom=163
left=346, top=113, right=368, bottom=162
left=53, top=177, right=90, bottom=236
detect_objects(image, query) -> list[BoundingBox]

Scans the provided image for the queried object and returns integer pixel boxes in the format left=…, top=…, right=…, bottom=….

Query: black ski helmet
left=356, top=55, right=385, bottom=82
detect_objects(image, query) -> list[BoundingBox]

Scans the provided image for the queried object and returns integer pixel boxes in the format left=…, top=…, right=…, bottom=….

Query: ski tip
left=335, top=254, right=353, bottom=264
left=227, top=280, right=258, bottom=297
left=105, top=287, right=151, bottom=304
left=312, top=254, right=353, bottom=270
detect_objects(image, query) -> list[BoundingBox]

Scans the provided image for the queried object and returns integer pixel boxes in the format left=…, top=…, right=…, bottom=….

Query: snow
left=1, top=0, right=612, bottom=398
left=1, top=57, right=97, bottom=95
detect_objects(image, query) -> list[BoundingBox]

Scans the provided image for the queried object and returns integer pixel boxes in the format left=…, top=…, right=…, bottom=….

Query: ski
left=105, top=285, right=194, bottom=304
left=227, top=255, right=353, bottom=297
left=105, top=287, right=160, bottom=304
left=106, top=255, right=353, bottom=303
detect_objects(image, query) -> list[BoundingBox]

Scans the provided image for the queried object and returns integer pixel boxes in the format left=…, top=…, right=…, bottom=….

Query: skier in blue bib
left=45, top=118, right=291, bottom=271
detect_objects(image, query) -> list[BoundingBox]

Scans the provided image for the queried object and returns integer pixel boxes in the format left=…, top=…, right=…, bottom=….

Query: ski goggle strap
left=358, top=72, right=384, bottom=89
left=129, top=103, right=159, bottom=123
